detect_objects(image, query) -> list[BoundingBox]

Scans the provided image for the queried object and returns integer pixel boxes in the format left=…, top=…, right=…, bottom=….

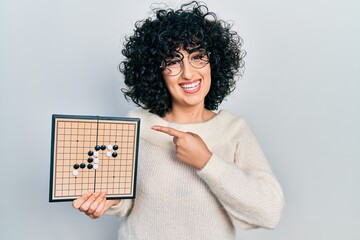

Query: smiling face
left=161, top=48, right=211, bottom=111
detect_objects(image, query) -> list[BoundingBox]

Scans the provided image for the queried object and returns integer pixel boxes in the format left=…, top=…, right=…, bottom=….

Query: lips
left=179, top=80, right=201, bottom=94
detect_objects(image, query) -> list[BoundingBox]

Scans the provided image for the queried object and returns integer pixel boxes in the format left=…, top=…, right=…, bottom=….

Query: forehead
left=171, top=45, right=202, bottom=56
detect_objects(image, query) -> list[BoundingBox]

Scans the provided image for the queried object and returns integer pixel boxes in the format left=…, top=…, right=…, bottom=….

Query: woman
left=73, top=1, right=284, bottom=239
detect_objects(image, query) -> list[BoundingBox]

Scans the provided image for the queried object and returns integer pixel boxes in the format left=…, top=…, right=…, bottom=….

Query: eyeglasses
left=160, top=49, right=211, bottom=76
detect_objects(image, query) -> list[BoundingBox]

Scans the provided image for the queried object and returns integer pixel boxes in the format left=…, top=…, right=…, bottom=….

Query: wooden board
left=49, top=114, right=140, bottom=202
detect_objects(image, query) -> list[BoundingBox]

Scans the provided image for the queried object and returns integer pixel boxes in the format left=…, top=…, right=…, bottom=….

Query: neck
left=164, top=105, right=216, bottom=124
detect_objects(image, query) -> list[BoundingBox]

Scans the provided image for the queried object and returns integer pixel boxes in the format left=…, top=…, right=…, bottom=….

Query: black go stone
left=112, top=152, right=118, bottom=158
left=88, top=150, right=94, bottom=156
left=87, top=164, right=93, bottom=169
left=100, top=145, right=106, bottom=150
left=113, top=144, right=119, bottom=150
left=73, top=163, right=80, bottom=169
left=94, top=145, right=100, bottom=151
left=87, top=157, right=93, bottom=163
left=80, top=163, right=86, bottom=169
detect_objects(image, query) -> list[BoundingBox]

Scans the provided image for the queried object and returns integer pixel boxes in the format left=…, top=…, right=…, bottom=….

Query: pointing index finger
left=151, top=125, right=185, bottom=137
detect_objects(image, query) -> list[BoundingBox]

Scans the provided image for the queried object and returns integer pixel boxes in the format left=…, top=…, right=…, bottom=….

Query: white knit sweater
left=106, top=109, right=284, bottom=240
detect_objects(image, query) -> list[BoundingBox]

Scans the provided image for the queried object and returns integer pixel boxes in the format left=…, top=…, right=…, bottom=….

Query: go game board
left=49, top=114, right=140, bottom=202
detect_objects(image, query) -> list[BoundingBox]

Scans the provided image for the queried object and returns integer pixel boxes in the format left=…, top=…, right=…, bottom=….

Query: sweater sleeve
left=197, top=121, right=284, bottom=230
left=105, top=199, right=134, bottom=218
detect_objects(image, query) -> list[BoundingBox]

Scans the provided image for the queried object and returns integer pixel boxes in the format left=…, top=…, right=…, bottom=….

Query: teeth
left=180, top=81, right=200, bottom=90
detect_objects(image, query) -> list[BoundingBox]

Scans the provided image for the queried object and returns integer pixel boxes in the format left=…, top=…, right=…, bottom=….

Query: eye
left=191, top=51, right=208, bottom=61
left=165, top=57, right=182, bottom=67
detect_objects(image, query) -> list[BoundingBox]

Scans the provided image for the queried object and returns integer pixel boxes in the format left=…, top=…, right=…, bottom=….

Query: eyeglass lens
left=162, top=49, right=210, bottom=76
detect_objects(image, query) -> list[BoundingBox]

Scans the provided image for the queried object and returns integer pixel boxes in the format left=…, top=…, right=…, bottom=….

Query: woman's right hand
left=72, top=191, right=121, bottom=219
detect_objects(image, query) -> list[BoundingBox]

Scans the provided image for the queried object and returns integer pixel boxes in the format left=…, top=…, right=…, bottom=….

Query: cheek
left=161, top=75, right=172, bottom=89
left=202, top=67, right=212, bottom=86
left=202, top=64, right=211, bottom=77
left=162, top=78, right=178, bottom=97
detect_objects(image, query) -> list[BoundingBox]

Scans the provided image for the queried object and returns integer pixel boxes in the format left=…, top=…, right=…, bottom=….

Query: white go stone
left=72, top=170, right=79, bottom=176
left=93, top=164, right=99, bottom=169
left=106, top=151, right=112, bottom=157
left=94, top=152, right=99, bottom=157
left=94, top=158, right=99, bottom=164
left=107, top=145, right=113, bottom=150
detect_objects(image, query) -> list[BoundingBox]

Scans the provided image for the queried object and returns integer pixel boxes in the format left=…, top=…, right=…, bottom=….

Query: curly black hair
left=120, top=1, right=245, bottom=117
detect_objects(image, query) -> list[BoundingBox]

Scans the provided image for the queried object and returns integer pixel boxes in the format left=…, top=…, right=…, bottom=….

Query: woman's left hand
left=151, top=125, right=212, bottom=170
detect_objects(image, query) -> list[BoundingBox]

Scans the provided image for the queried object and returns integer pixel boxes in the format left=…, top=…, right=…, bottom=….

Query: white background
left=0, top=0, right=359, bottom=239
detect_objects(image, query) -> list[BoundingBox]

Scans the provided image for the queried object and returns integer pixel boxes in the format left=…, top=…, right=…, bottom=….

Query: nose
left=180, top=58, right=195, bottom=80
